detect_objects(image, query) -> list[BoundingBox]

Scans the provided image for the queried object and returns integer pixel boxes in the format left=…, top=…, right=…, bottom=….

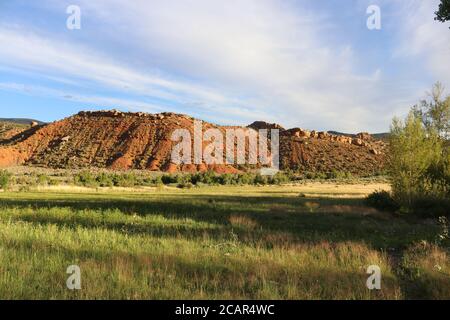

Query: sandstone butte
left=0, top=110, right=387, bottom=175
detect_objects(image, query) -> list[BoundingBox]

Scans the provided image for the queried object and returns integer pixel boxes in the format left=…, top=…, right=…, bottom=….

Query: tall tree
left=412, top=82, right=450, bottom=139
left=435, top=0, right=450, bottom=27
left=389, top=112, right=443, bottom=208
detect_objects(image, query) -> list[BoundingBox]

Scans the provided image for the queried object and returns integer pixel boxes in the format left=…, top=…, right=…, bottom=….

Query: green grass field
left=0, top=183, right=448, bottom=299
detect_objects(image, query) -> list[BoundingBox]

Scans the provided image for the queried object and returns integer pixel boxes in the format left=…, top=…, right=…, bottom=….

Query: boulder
left=301, top=130, right=311, bottom=138
left=356, top=132, right=372, bottom=141
left=352, top=138, right=364, bottom=146
left=287, top=128, right=311, bottom=138
left=285, top=128, right=301, bottom=137
left=248, top=121, right=285, bottom=131
left=318, top=131, right=329, bottom=139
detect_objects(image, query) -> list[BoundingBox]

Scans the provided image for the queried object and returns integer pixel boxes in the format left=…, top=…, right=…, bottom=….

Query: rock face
left=248, top=121, right=285, bottom=131
left=352, top=138, right=364, bottom=146
left=357, top=132, right=372, bottom=141
left=0, top=110, right=387, bottom=175
left=279, top=133, right=387, bottom=176
left=0, top=111, right=243, bottom=173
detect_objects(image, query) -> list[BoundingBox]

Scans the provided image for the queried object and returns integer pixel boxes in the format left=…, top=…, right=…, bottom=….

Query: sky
left=0, top=0, right=449, bottom=132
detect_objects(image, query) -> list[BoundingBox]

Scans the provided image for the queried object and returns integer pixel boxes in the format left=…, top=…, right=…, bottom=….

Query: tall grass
left=0, top=214, right=400, bottom=299
left=0, top=187, right=446, bottom=299
left=400, top=242, right=450, bottom=299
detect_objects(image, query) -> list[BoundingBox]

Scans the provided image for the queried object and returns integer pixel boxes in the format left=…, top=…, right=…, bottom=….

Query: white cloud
left=394, top=0, right=450, bottom=87
left=0, top=81, right=165, bottom=112
left=69, top=0, right=400, bottom=131
left=1, top=0, right=448, bottom=131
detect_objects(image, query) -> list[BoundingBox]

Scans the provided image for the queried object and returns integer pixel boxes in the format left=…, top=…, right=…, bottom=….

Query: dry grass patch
left=229, top=215, right=259, bottom=230
left=401, top=242, right=450, bottom=299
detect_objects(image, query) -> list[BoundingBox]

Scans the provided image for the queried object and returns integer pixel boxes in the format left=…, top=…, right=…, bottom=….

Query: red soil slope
left=0, top=110, right=387, bottom=175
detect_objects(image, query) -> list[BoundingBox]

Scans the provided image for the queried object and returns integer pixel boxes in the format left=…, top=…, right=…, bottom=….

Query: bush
left=236, top=173, right=254, bottom=185
left=37, top=174, right=49, bottom=186
left=161, top=174, right=177, bottom=185
left=269, top=172, right=290, bottom=185
left=326, top=170, right=353, bottom=180
left=112, top=173, right=136, bottom=187
left=177, top=182, right=194, bottom=189
left=217, top=173, right=234, bottom=185
left=153, top=171, right=294, bottom=187
left=48, top=179, right=59, bottom=186
left=365, top=190, right=399, bottom=212
left=74, top=170, right=97, bottom=187
left=96, top=173, right=114, bottom=187
left=0, top=170, right=11, bottom=190
left=253, top=174, right=268, bottom=185
left=199, top=171, right=216, bottom=185
left=151, top=175, right=163, bottom=186
left=400, top=242, right=450, bottom=299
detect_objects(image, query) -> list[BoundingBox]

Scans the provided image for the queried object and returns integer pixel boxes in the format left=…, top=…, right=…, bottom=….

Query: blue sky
left=0, top=0, right=449, bottom=132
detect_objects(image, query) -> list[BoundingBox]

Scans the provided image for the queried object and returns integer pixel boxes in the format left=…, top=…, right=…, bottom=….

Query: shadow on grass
left=0, top=237, right=402, bottom=300
left=0, top=194, right=438, bottom=249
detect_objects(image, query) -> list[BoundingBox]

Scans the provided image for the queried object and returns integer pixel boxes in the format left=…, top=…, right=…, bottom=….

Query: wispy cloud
left=0, top=0, right=448, bottom=131
left=0, top=81, right=165, bottom=112
left=394, top=0, right=450, bottom=85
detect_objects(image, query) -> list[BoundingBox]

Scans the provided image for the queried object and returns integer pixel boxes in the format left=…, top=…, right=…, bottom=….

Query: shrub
left=400, top=242, right=450, bottom=299
left=408, top=196, right=450, bottom=217
left=37, top=174, right=49, bottom=186
left=304, top=171, right=327, bottom=180
left=269, top=172, right=290, bottom=185
left=152, top=175, right=163, bottom=186
left=218, top=173, right=234, bottom=185
left=177, top=182, right=193, bottom=189
left=177, top=174, right=193, bottom=185
left=161, top=174, right=177, bottom=185
left=199, top=171, right=216, bottom=185
left=0, top=170, right=11, bottom=190
left=253, top=174, right=268, bottom=185
left=365, top=190, right=399, bottom=212
left=96, top=173, right=114, bottom=187
left=74, top=170, right=98, bottom=187
left=113, top=173, right=136, bottom=187
left=326, top=170, right=353, bottom=180
left=236, top=173, right=254, bottom=185
left=48, top=179, right=59, bottom=186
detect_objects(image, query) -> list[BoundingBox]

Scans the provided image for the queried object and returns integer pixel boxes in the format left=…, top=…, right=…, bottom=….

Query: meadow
left=0, top=182, right=448, bottom=299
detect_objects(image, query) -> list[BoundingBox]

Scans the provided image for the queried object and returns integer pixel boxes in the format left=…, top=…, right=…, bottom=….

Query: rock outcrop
left=0, top=110, right=387, bottom=175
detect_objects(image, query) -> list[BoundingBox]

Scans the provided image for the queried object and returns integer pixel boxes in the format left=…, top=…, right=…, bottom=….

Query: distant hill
left=0, top=119, right=29, bottom=142
left=329, top=131, right=389, bottom=141
left=0, top=118, right=46, bottom=125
